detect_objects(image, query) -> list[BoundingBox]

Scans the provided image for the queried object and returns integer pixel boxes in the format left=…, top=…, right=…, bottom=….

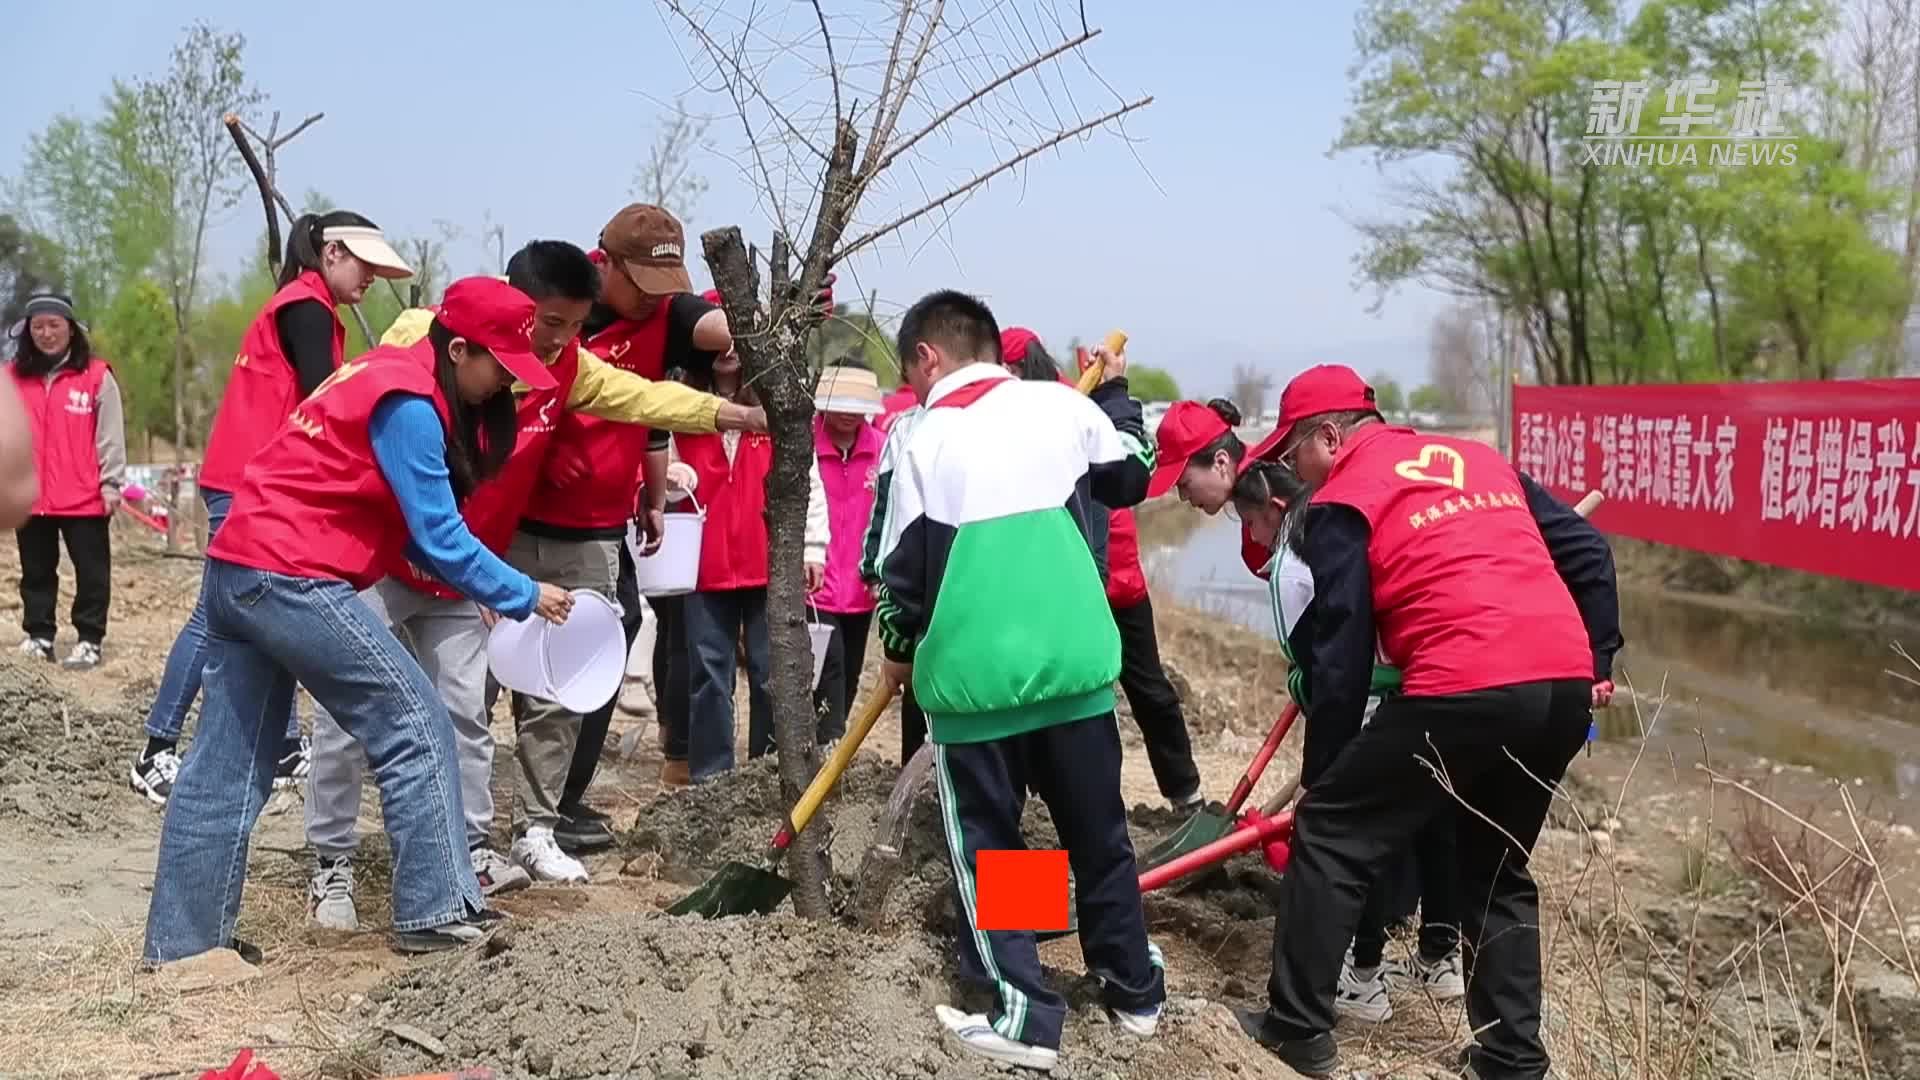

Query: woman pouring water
left=143, top=278, right=575, bottom=962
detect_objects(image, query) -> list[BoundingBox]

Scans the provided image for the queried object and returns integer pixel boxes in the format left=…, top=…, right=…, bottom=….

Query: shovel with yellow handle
left=1073, top=330, right=1129, bottom=395
left=667, top=678, right=902, bottom=918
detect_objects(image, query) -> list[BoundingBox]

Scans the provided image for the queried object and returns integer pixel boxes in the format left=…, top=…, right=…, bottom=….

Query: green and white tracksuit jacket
left=875, top=364, right=1155, bottom=744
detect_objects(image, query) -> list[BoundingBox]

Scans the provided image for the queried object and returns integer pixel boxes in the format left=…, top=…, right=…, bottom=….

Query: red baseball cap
left=1246, top=364, right=1377, bottom=463
left=1000, top=326, right=1040, bottom=368
left=436, top=277, right=554, bottom=391
left=1148, top=400, right=1234, bottom=497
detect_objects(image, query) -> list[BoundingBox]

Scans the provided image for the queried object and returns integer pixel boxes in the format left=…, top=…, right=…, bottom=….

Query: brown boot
left=660, top=759, right=691, bottom=788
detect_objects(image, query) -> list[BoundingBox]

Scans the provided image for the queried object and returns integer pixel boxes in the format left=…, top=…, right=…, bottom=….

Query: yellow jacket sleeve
left=381, top=307, right=435, bottom=348
left=566, top=347, right=723, bottom=433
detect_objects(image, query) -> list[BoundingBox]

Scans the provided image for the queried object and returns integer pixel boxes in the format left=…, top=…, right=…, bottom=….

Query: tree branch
left=224, top=114, right=281, bottom=273
left=810, top=0, right=843, bottom=124
left=662, top=0, right=829, bottom=163
left=867, top=0, right=947, bottom=175
left=834, top=95, right=1150, bottom=262
left=868, top=28, right=1099, bottom=181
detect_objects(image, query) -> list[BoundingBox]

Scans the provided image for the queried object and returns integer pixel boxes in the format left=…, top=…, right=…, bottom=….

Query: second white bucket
left=486, top=589, right=627, bottom=713
left=630, top=493, right=704, bottom=597
left=807, top=621, right=834, bottom=690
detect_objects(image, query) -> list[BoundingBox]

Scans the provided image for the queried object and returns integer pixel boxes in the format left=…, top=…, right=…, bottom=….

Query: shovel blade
left=665, top=860, right=793, bottom=918
left=1138, top=809, right=1234, bottom=872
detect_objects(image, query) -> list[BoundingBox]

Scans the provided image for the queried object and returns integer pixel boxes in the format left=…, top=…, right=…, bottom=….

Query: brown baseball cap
left=600, top=204, right=693, bottom=295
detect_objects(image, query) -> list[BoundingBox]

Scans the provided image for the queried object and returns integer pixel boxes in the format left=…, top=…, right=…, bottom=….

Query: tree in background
left=1127, top=364, right=1180, bottom=401
left=1427, top=305, right=1496, bottom=417
left=1369, top=371, right=1407, bottom=421
left=1339, top=0, right=1915, bottom=385
left=1229, top=362, right=1274, bottom=420
left=133, top=22, right=263, bottom=459
left=633, top=94, right=713, bottom=219
left=0, top=214, right=65, bottom=325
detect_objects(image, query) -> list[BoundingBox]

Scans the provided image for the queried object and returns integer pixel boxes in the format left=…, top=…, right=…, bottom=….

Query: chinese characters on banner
left=1512, top=381, right=1920, bottom=592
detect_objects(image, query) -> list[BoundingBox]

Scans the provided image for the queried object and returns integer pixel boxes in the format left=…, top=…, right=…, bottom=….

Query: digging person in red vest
left=9, top=292, right=124, bottom=670
left=1233, top=365, right=1621, bottom=1080
left=1001, top=326, right=1203, bottom=810
left=143, top=277, right=575, bottom=964
left=1149, top=397, right=1279, bottom=580
left=501, top=206, right=798, bottom=865
left=302, top=239, right=763, bottom=911
left=135, top=212, right=414, bottom=806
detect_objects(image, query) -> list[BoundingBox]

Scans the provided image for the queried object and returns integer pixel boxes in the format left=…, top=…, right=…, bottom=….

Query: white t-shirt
left=1266, top=544, right=1385, bottom=726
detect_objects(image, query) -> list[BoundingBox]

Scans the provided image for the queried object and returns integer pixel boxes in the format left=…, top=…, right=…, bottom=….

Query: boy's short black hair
left=506, top=240, right=600, bottom=304
left=896, top=289, right=1000, bottom=368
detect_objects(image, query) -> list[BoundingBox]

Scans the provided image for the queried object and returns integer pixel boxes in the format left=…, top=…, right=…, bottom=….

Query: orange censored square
left=974, top=849, right=1070, bottom=932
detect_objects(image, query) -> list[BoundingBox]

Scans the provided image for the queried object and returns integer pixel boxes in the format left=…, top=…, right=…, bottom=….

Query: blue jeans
left=685, top=587, right=773, bottom=782
left=143, top=559, right=483, bottom=962
left=144, top=487, right=300, bottom=745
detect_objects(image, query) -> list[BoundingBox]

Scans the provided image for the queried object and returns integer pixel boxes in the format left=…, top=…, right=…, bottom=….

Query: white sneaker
left=1336, top=958, right=1393, bottom=1023
left=61, top=641, right=102, bottom=669
left=471, top=845, right=532, bottom=896
left=934, top=1004, right=1058, bottom=1072
left=1385, top=949, right=1466, bottom=1000
left=17, top=637, right=53, bottom=661
left=511, top=826, right=589, bottom=883
left=308, top=856, right=359, bottom=931
left=1109, top=1002, right=1163, bottom=1037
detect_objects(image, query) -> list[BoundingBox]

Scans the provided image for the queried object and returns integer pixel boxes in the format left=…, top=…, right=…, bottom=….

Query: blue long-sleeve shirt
left=369, top=394, right=538, bottom=619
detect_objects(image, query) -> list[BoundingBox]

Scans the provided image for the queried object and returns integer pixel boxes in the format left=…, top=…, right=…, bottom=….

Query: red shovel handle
left=1138, top=809, right=1294, bottom=893
left=1220, top=703, right=1299, bottom=817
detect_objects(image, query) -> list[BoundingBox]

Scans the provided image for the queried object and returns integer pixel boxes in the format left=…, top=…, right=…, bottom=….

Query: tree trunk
left=699, top=225, right=831, bottom=919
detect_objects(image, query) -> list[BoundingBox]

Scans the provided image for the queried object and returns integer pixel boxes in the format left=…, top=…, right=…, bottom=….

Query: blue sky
left=0, top=1, right=1448, bottom=398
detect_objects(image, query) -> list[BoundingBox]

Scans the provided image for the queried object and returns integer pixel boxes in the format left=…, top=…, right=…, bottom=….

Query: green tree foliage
left=0, top=214, right=66, bottom=324
left=93, top=278, right=177, bottom=457
left=1127, top=364, right=1182, bottom=402
left=1369, top=371, right=1407, bottom=419
left=805, top=303, right=897, bottom=384
left=1340, top=0, right=1913, bottom=384
left=1409, top=383, right=1448, bottom=413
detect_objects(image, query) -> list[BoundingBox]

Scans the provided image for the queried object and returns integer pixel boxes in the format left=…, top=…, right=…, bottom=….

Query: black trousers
left=17, top=514, right=112, bottom=645
left=1350, top=809, right=1461, bottom=968
left=811, top=609, right=873, bottom=743
left=1266, top=679, right=1591, bottom=1080
left=934, top=712, right=1166, bottom=1050
left=1111, top=597, right=1201, bottom=802
left=901, top=687, right=928, bottom=765
left=560, top=542, right=642, bottom=812
left=651, top=593, right=693, bottom=761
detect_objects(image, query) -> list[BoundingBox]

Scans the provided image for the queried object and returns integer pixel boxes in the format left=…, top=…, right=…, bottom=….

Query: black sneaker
left=129, top=745, right=182, bottom=806
left=1233, top=1008, right=1338, bottom=1077
left=554, top=806, right=616, bottom=854
left=393, top=909, right=507, bottom=955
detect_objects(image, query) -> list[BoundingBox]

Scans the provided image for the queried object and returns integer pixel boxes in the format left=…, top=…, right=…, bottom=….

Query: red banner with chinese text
left=1512, top=380, right=1920, bottom=592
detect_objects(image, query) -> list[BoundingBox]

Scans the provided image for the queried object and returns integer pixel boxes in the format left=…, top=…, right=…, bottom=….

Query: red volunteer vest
left=201, top=272, right=344, bottom=493
left=15, top=358, right=112, bottom=516
left=675, top=429, right=776, bottom=591
left=1310, top=423, right=1591, bottom=695
left=209, top=343, right=450, bottom=591
left=1105, top=509, right=1148, bottom=608
left=525, top=297, right=672, bottom=530
left=388, top=331, right=584, bottom=599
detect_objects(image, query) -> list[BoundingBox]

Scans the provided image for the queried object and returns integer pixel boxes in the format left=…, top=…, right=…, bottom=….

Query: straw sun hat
left=814, top=365, right=886, bottom=416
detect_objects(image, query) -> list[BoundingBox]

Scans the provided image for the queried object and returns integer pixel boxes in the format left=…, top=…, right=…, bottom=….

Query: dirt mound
left=0, top=658, right=151, bottom=833
left=347, top=912, right=1291, bottom=1080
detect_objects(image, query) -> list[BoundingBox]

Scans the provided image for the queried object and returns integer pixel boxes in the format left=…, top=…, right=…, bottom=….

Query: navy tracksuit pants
left=932, top=710, right=1166, bottom=1050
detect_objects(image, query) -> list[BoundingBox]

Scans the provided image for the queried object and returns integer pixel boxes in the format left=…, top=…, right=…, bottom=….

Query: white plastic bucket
left=487, top=589, right=627, bottom=712
left=629, top=492, right=704, bottom=597
left=808, top=621, right=834, bottom=690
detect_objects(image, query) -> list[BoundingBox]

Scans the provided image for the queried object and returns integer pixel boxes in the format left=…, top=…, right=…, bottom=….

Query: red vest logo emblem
left=1393, top=444, right=1468, bottom=490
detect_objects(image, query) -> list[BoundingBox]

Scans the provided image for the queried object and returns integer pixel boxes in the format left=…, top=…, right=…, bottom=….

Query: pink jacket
left=810, top=416, right=884, bottom=614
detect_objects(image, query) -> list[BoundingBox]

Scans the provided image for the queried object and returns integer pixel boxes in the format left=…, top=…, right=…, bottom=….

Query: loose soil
left=4, top=527, right=1920, bottom=1080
